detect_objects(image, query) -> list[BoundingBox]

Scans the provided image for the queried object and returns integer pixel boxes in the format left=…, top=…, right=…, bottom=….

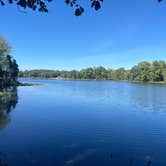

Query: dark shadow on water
left=0, top=87, right=18, bottom=166
left=0, top=152, right=8, bottom=166
left=0, top=85, right=156, bottom=166
left=0, top=86, right=18, bottom=131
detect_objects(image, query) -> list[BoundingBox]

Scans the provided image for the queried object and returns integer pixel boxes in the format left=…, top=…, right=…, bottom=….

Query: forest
left=19, top=61, right=166, bottom=83
left=0, top=37, right=19, bottom=88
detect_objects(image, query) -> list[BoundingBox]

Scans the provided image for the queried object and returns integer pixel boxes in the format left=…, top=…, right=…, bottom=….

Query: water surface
left=0, top=79, right=166, bottom=166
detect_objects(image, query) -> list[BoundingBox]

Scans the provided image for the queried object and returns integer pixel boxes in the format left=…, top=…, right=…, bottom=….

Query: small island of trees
left=19, top=61, right=166, bottom=84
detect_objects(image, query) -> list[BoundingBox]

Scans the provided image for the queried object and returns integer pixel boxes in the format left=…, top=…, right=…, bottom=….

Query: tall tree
left=0, top=37, right=11, bottom=58
left=0, top=37, right=19, bottom=88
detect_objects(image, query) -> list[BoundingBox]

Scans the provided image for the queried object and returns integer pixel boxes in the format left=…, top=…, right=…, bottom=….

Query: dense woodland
left=19, top=61, right=166, bottom=83
left=0, top=37, right=19, bottom=88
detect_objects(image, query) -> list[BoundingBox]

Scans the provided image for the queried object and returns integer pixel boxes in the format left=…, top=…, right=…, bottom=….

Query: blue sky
left=1, top=0, right=166, bottom=70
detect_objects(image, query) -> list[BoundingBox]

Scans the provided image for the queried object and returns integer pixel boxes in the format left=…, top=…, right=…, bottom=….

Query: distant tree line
left=19, top=61, right=166, bottom=83
left=0, top=37, right=19, bottom=88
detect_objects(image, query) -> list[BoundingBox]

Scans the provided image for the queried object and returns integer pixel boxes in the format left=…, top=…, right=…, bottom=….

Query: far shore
left=19, top=77, right=166, bottom=85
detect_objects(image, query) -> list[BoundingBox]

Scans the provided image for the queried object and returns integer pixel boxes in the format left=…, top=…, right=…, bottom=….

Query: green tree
left=0, top=37, right=19, bottom=88
left=19, top=60, right=166, bottom=84
left=0, top=37, right=11, bottom=58
left=163, top=70, right=166, bottom=83
left=151, top=61, right=166, bottom=81
left=114, top=68, right=126, bottom=80
left=130, top=61, right=151, bottom=82
left=95, top=66, right=107, bottom=80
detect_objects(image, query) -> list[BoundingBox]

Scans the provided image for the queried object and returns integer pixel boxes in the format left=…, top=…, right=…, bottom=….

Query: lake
left=0, top=79, right=166, bottom=166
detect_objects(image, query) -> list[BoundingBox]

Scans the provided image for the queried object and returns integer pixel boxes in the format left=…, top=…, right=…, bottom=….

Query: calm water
left=0, top=79, right=166, bottom=166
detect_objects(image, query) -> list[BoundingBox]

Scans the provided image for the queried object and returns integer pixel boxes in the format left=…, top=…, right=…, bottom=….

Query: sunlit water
left=0, top=79, right=166, bottom=166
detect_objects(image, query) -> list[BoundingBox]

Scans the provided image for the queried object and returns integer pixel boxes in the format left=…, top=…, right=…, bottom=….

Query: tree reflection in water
left=0, top=86, right=154, bottom=166
left=0, top=86, right=18, bottom=131
left=0, top=87, right=18, bottom=166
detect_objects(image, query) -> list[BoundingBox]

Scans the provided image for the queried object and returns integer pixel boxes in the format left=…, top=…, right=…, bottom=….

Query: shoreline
left=0, top=82, right=41, bottom=96
left=19, top=77, right=166, bottom=85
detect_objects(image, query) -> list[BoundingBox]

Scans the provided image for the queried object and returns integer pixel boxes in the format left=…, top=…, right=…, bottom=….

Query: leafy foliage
left=0, top=0, right=163, bottom=16
left=0, top=0, right=104, bottom=15
left=0, top=37, right=11, bottom=58
left=0, top=37, right=19, bottom=88
left=20, top=61, right=166, bottom=83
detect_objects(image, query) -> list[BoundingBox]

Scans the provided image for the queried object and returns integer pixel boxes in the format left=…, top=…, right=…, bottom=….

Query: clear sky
left=1, top=0, right=166, bottom=70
